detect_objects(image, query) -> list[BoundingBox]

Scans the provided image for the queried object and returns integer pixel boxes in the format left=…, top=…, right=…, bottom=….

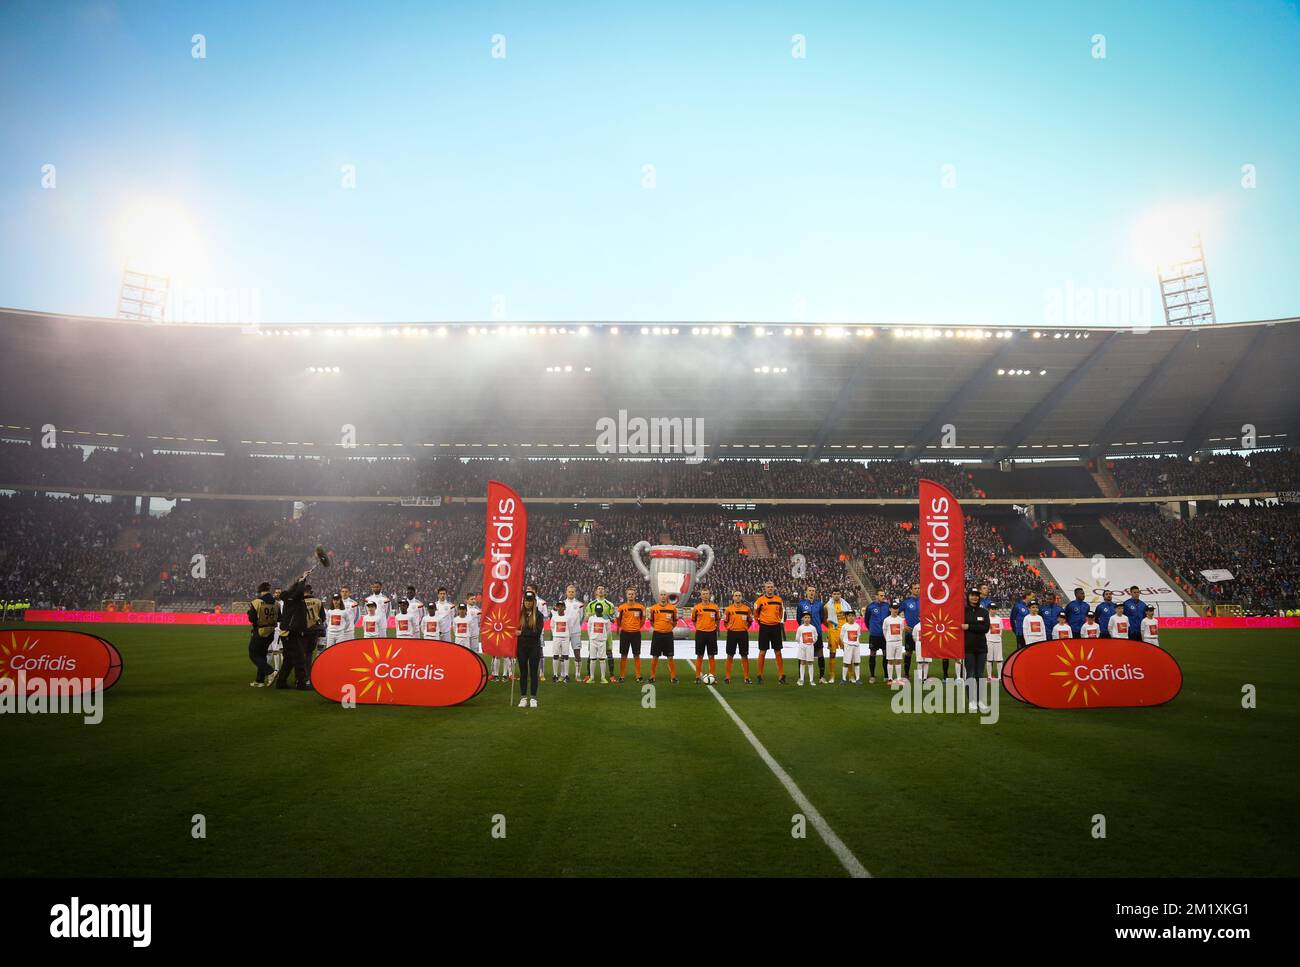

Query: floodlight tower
left=1157, top=233, right=1216, bottom=326
left=117, top=262, right=171, bottom=322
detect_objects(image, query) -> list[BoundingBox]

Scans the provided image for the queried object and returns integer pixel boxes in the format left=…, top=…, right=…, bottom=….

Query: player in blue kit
left=1094, top=589, right=1117, bottom=638
left=1039, top=592, right=1063, bottom=630
left=902, top=582, right=921, bottom=680
left=865, top=590, right=890, bottom=684
left=1065, top=587, right=1090, bottom=637
left=795, top=586, right=828, bottom=683
left=1010, top=591, right=1032, bottom=651
left=1122, top=586, right=1146, bottom=640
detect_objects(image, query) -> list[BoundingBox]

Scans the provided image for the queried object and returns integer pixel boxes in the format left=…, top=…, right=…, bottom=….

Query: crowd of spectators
left=0, top=442, right=984, bottom=499
left=4, top=488, right=1291, bottom=614
left=0, top=494, right=153, bottom=607
left=1111, top=506, right=1300, bottom=611
left=1109, top=450, right=1299, bottom=497
left=6, top=440, right=1300, bottom=501
left=853, top=514, right=1051, bottom=606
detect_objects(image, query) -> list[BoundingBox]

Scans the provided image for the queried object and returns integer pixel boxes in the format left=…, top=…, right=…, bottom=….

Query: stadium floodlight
left=117, top=262, right=170, bottom=322
left=1132, top=206, right=1218, bottom=325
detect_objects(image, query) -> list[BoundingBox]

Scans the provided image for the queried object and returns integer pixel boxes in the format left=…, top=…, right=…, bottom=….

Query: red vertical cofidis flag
left=919, top=479, right=965, bottom=660
left=479, top=481, right=527, bottom=658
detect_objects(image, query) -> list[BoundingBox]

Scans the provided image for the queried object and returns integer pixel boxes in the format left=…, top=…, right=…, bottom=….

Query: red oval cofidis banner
left=310, top=637, right=488, bottom=707
left=1001, top=637, right=1182, bottom=709
left=0, top=628, right=123, bottom=694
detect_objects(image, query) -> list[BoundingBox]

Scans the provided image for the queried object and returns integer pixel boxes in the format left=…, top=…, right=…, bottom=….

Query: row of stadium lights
left=544, top=365, right=594, bottom=373
left=891, top=328, right=1011, bottom=340
left=1033, top=331, right=1091, bottom=339
left=997, top=368, right=1048, bottom=376
left=249, top=325, right=1034, bottom=340
left=12, top=428, right=1279, bottom=451
left=305, top=366, right=341, bottom=374
left=256, top=328, right=451, bottom=338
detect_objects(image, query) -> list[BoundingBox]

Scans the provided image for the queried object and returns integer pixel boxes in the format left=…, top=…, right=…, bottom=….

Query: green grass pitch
left=4, top=623, right=1298, bottom=877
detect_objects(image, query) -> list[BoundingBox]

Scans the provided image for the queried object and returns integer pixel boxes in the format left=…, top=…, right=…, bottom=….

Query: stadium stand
left=1110, top=506, right=1300, bottom=611
left=4, top=440, right=1300, bottom=500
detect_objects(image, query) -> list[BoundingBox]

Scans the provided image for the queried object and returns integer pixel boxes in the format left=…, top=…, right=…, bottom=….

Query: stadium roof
left=2, top=308, right=1298, bottom=461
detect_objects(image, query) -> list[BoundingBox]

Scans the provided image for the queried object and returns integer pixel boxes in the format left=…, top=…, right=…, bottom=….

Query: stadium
left=2, top=0, right=1298, bottom=943
left=4, top=306, right=1299, bottom=881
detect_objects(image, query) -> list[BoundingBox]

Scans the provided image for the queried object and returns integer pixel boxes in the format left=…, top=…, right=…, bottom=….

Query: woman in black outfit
left=961, top=588, right=992, bottom=712
left=516, top=592, right=544, bottom=708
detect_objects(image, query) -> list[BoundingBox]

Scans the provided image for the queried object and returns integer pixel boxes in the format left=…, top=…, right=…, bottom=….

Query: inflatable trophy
left=632, top=541, right=714, bottom=603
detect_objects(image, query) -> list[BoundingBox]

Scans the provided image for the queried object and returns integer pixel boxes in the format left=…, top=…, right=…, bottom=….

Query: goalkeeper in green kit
left=585, top=584, right=617, bottom=680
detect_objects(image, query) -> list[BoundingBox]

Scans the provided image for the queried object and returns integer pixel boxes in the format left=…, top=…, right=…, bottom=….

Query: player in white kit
left=883, top=601, right=907, bottom=685
left=562, top=584, right=584, bottom=673
left=393, top=599, right=420, bottom=639
left=839, top=612, right=863, bottom=684
left=912, top=621, right=932, bottom=683
left=549, top=602, right=575, bottom=682
left=466, top=592, right=482, bottom=652
left=404, top=586, right=426, bottom=631
left=268, top=588, right=285, bottom=672
left=365, top=582, right=391, bottom=638
left=431, top=588, right=455, bottom=641
left=360, top=601, right=382, bottom=639
left=584, top=603, right=611, bottom=683
left=794, top=613, right=818, bottom=686
left=1140, top=605, right=1160, bottom=647
left=1022, top=602, right=1047, bottom=645
left=324, top=592, right=353, bottom=648
left=339, top=585, right=359, bottom=640
left=453, top=603, right=480, bottom=652
left=986, top=606, right=1005, bottom=681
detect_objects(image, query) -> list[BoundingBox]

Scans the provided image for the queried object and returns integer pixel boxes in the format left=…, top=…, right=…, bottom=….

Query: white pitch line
left=682, top=660, right=870, bottom=878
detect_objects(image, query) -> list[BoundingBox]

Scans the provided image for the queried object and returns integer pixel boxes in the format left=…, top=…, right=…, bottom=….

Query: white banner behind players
left=1037, top=557, right=1189, bottom=616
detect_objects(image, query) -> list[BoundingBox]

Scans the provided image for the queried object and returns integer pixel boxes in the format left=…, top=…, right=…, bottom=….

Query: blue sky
left=1, top=0, right=1298, bottom=325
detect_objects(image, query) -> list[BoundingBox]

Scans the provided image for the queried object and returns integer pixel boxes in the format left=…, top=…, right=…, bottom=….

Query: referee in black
left=961, top=587, right=991, bottom=712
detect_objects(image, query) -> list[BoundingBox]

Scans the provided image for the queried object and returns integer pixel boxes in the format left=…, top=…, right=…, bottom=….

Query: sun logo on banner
left=922, top=608, right=958, bottom=651
left=0, top=633, right=37, bottom=683
left=349, top=641, right=401, bottom=700
left=1049, top=641, right=1102, bottom=705
left=480, top=612, right=517, bottom=652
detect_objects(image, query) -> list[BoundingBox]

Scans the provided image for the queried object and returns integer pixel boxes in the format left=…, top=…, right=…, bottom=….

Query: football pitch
left=4, top=623, right=1298, bottom=878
